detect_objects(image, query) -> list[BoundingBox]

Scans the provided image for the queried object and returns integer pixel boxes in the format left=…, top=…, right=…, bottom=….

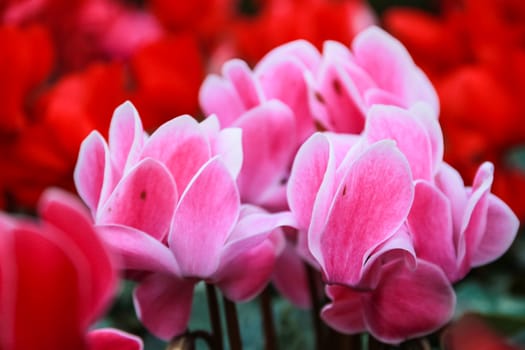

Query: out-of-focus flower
left=442, top=313, right=520, bottom=350
left=0, top=188, right=143, bottom=350
left=383, top=0, right=525, bottom=220
left=74, top=101, right=294, bottom=340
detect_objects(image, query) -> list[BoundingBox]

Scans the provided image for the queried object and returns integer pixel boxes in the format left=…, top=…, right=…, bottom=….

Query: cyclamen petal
left=133, top=273, right=195, bottom=340
left=199, top=75, right=246, bottom=127
left=169, top=157, right=240, bottom=278
left=98, top=158, right=177, bottom=241
left=88, top=329, right=143, bottom=350
left=320, top=140, right=414, bottom=286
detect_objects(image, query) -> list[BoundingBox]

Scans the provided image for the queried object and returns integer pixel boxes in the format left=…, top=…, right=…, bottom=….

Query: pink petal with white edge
left=471, top=194, right=519, bottom=267
left=235, top=100, right=296, bottom=207
left=39, top=189, right=117, bottom=327
left=141, top=115, right=211, bottom=195
left=256, top=54, right=316, bottom=141
left=169, top=157, right=240, bottom=278
left=435, top=163, right=468, bottom=236
left=88, top=328, right=143, bottom=350
left=409, top=102, right=443, bottom=169
left=257, top=40, right=321, bottom=73
left=133, top=272, right=195, bottom=340
left=322, top=285, right=366, bottom=335
left=364, top=259, right=455, bottom=344
left=108, top=101, right=145, bottom=174
left=272, top=240, right=311, bottom=309
left=287, top=133, right=333, bottom=231
left=212, top=127, right=243, bottom=179
left=364, top=105, right=433, bottom=181
left=321, top=140, right=413, bottom=286
left=98, top=158, right=177, bottom=241
left=214, top=238, right=280, bottom=302
left=74, top=131, right=112, bottom=213
left=98, top=225, right=179, bottom=275
left=199, top=75, right=246, bottom=127
left=407, top=181, right=457, bottom=280
left=223, top=59, right=264, bottom=110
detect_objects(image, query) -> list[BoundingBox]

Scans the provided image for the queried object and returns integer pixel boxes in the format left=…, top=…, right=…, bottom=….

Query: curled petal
left=169, top=157, right=240, bottom=278
left=320, top=141, right=413, bottom=286
left=98, top=158, right=177, bottom=241
left=322, top=285, right=366, bottom=335
left=133, top=273, right=195, bottom=340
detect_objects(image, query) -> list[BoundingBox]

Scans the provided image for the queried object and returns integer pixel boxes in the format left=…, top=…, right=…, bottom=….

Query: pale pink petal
left=98, top=225, right=179, bottom=275
left=98, top=158, right=177, bottom=241
left=223, top=59, right=264, bottom=110
left=407, top=181, right=457, bottom=280
left=364, top=259, right=455, bottom=344
left=214, top=238, right=280, bottom=302
left=321, top=285, right=366, bottom=334
left=435, top=163, right=468, bottom=236
left=321, top=141, right=413, bottom=286
left=272, top=241, right=311, bottom=309
left=39, top=189, right=117, bottom=327
left=287, top=133, right=333, bottom=231
left=88, top=328, right=143, bottom=350
left=409, top=102, right=443, bottom=169
left=141, top=115, right=211, bottom=195
left=108, top=101, right=145, bottom=173
left=199, top=75, right=246, bottom=127
left=256, top=55, right=316, bottom=141
left=257, top=39, right=321, bottom=72
left=471, top=194, right=519, bottom=267
left=169, top=157, right=240, bottom=278
left=364, top=105, right=433, bottom=181
left=74, top=131, right=112, bottom=213
left=235, top=100, right=296, bottom=208
left=212, top=127, right=243, bottom=179
left=133, top=273, right=195, bottom=340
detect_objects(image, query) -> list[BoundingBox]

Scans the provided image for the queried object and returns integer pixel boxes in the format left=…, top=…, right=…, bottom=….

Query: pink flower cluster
left=71, top=26, right=519, bottom=344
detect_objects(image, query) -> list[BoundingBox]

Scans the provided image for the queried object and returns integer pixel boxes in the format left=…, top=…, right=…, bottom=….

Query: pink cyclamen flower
left=287, top=130, right=455, bottom=343
left=0, top=188, right=142, bottom=350
left=74, top=101, right=294, bottom=340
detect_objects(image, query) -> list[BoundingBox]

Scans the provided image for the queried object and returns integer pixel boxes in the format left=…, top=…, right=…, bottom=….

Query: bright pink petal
left=39, top=189, right=117, bottom=328
left=214, top=237, right=280, bottom=302
left=321, top=285, right=366, bottom=335
left=88, top=328, right=143, bottom=350
left=321, top=141, right=413, bottom=286
left=199, top=75, right=246, bottom=127
left=74, top=131, right=112, bottom=213
left=364, top=259, right=455, bottom=344
left=133, top=273, right=195, bottom=340
left=235, top=100, right=296, bottom=208
left=256, top=54, right=316, bottom=141
left=471, top=194, right=519, bottom=267
left=287, top=133, right=333, bottom=231
left=272, top=241, right=311, bottom=309
left=98, top=225, right=179, bottom=275
left=141, top=115, right=210, bottom=195
left=98, top=158, right=177, bottom=241
left=407, top=181, right=457, bottom=280
left=108, top=101, right=145, bottom=173
left=169, top=157, right=240, bottom=278
left=365, top=105, right=433, bottom=181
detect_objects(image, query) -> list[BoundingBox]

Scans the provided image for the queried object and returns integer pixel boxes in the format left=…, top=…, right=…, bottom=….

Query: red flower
left=384, top=0, right=525, bottom=220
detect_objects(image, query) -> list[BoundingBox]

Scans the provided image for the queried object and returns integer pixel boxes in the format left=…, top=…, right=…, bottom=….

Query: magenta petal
left=199, top=75, right=246, bottom=127
left=214, top=238, right=279, bottom=302
left=365, top=105, right=434, bottom=181
left=108, top=101, right=145, bottom=173
left=74, top=131, right=112, bottom=213
left=133, top=273, right=195, bottom=340
left=321, top=285, right=366, bottom=334
left=407, top=181, right=457, bottom=280
left=321, top=141, right=413, bottom=286
left=235, top=100, right=296, bottom=207
left=169, top=157, right=240, bottom=278
left=272, top=241, right=311, bottom=308
left=471, top=194, right=519, bottom=267
left=287, top=133, right=333, bottom=231
left=98, top=158, right=177, bottom=241
left=141, top=115, right=211, bottom=195
left=88, top=328, right=143, bottom=350
left=364, top=259, right=455, bottom=344
left=98, top=225, right=179, bottom=275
